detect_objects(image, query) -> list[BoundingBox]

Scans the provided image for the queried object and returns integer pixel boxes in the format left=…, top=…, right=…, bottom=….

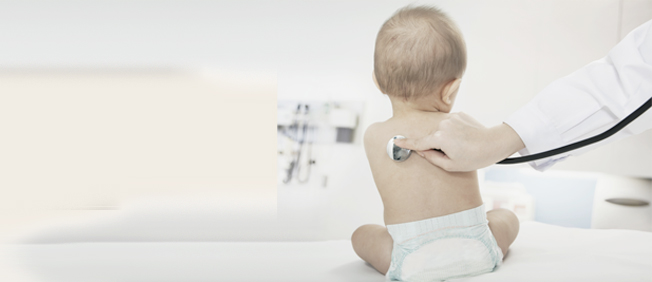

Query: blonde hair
left=374, top=6, right=466, bottom=100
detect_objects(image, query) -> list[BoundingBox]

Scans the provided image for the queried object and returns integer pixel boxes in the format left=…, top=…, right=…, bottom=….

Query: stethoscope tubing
left=497, top=97, right=652, bottom=164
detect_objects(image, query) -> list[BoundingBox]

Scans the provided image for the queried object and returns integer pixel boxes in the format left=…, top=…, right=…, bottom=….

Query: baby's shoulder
left=363, top=121, right=393, bottom=149
left=363, top=122, right=389, bottom=158
left=363, top=122, right=382, bottom=144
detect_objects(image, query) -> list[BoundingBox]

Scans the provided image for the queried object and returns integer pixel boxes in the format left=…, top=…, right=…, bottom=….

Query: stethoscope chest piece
left=387, top=135, right=412, bottom=162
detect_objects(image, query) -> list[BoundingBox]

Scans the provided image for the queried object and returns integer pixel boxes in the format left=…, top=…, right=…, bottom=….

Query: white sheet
left=455, top=222, right=652, bottom=282
left=1, top=222, right=651, bottom=282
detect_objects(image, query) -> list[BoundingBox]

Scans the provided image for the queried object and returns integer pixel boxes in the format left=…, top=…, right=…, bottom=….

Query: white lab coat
left=505, top=20, right=652, bottom=171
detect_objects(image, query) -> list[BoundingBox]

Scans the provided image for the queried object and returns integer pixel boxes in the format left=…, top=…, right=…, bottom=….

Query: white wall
left=0, top=0, right=279, bottom=71
left=0, top=71, right=278, bottom=242
left=0, top=0, right=285, bottom=242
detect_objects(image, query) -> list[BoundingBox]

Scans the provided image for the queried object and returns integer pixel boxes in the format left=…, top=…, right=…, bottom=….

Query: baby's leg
left=351, top=224, right=393, bottom=275
left=486, top=208, right=520, bottom=257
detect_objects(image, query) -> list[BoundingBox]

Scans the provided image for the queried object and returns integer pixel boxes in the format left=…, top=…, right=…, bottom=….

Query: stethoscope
left=388, top=97, right=652, bottom=164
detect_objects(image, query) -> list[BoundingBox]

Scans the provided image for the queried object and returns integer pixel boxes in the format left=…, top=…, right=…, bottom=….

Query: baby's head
left=374, top=6, right=466, bottom=113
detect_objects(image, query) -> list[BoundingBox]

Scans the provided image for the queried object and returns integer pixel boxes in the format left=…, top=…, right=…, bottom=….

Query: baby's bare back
left=364, top=112, right=483, bottom=225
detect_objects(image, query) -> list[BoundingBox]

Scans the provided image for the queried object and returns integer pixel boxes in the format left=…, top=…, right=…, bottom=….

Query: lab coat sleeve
left=505, top=19, right=652, bottom=171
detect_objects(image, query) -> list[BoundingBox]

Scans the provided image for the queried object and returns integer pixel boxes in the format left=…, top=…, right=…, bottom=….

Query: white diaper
left=385, top=205, right=503, bottom=281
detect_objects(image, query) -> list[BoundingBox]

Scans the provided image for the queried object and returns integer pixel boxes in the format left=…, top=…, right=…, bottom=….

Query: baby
left=351, top=6, right=519, bottom=281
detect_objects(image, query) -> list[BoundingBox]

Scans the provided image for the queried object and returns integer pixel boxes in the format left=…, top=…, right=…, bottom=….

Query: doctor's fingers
left=419, top=149, right=454, bottom=171
left=395, top=131, right=446, bottom=152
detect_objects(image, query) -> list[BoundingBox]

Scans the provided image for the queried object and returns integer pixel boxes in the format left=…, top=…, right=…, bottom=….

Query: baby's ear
left=441, top=79, right=462, bottom=105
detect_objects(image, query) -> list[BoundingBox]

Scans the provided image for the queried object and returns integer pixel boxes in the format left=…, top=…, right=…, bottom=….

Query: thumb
left=420, top=149, right=454, bottom=171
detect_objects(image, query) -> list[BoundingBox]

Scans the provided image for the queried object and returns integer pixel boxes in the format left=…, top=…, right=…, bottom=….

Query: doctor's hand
left=394, top=112, right=525, bottom=172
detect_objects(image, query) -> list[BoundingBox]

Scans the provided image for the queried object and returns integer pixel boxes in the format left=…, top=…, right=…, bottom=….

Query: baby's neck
left=389, top=96, right=446, bottom=119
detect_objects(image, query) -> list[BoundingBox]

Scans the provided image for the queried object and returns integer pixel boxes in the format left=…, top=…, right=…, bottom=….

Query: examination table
left=2, top=221, right=650, bottom=282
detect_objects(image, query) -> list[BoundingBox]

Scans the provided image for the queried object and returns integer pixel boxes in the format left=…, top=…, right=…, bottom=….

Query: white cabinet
left=591, top=175, right=652, bottom=231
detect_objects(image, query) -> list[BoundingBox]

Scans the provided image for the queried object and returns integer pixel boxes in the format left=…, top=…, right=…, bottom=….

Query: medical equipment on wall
left=329, top=108, right=358, bottom=143
left=278, top=103, right=315, bottom=184
left=387, top=97, right=652, bottom=164
left=278, top=100, right=363, bottom=185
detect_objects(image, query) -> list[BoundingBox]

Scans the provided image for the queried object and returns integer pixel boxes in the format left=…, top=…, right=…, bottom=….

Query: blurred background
left=0, top=1, right=650, bottom=280
left=0, top=1, right=282, bottom=245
